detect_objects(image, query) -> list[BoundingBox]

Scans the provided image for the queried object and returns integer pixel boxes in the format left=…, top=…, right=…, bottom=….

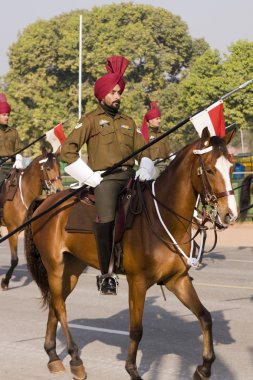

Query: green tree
left=179, top=40, right=253, bottom=144
left=2, top=3, right=208, bottom=155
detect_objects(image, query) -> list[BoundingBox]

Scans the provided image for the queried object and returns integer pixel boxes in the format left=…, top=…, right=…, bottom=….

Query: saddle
left=65, top=179, right=142, bottom=272
left=0, top=169, right=20, bottom=203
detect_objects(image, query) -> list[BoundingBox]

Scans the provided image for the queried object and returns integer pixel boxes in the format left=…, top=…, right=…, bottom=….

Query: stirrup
left=96, top=273, right=118, bottom=295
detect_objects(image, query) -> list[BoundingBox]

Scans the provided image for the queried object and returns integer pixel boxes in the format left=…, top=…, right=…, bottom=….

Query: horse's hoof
left=47, top=359, right=66, bottom=374
left=70, top=363, right=87, bottom=380
left=193, top=367, right=210, bottom=380
left=1, top=278, right=9, bottom=290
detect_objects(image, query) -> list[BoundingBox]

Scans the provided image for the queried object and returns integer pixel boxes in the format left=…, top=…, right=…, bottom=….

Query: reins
left=134, top=143, right=235, bottom=269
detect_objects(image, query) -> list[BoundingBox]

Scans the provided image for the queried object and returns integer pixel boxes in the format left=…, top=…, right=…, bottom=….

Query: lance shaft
left=0, top=116, right=74, bottom=165
left=0, top=79, right=251, bottom=243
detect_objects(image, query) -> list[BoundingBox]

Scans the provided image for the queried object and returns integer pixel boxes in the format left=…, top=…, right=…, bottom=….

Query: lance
left=0, top=79, right=252, bottom=243
left=0, top=116, right=74, bottom=166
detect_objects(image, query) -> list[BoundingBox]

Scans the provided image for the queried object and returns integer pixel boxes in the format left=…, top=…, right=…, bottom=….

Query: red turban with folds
left=94, top=56, right=129, bottom=101
left=141, top=101, right=161, bottom=143
left=0, top=93, right=11, bottom=114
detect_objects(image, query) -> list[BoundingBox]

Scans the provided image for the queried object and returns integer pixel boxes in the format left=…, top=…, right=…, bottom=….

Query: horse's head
left=39, top=151, right=63, bottom=194
left=192, top=127, right=238, bottom=228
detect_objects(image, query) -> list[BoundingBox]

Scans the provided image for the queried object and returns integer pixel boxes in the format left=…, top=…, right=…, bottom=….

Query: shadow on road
left=56, top=296, right=236, bottom=379
left=0, top=263, right=32, bottom=290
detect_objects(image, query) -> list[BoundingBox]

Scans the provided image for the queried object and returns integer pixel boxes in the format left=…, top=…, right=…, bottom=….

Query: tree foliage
left=1, top=3, right=208, bottom=154
left=179, top=40, right=253, bottom=144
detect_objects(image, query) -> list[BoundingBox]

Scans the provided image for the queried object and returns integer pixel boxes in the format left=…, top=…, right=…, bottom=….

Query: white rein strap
left=152, top=181, right=204, bottom=268
left=19, top=172, right=29, bottom=210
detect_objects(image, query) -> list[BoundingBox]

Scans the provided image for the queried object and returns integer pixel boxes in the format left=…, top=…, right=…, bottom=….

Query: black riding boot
left=93, top=221, right=118, bottom=295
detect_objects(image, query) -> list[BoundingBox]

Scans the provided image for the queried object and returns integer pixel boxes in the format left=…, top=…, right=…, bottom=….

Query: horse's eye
left=46, top=167, right=51, bottom=171
left=206, top=168, right=214, bottom=175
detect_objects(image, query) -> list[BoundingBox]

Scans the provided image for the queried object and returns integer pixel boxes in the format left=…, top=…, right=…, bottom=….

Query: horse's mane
left=157, top=135, right=228, bottom=181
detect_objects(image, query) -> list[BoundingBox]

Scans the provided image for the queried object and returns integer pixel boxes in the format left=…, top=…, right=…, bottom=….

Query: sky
left=1, top=0, right=253, bottom=76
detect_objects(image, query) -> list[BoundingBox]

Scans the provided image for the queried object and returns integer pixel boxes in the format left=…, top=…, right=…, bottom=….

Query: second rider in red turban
left=140, top=101, right=172, bottom=179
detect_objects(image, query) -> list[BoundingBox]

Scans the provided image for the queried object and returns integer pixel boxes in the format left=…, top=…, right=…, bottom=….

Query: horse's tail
left=24, top=198, right=50, bottom=308
left=239, top=174, right=253, bottom=221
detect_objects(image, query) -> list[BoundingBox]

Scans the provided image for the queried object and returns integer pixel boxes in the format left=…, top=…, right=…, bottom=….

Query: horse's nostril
left=224, top=214, right=232, bottom=225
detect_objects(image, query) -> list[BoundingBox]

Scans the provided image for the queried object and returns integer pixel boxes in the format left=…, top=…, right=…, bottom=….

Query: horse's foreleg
left=1, top=233, right=18, bottom=290
left=125, top=277, right=147, bottom=380
left=166, top=275, right=215, bottom=380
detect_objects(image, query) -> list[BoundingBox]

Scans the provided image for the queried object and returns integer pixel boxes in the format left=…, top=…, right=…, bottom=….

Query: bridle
left=193, top=145, right=234, bottom=225
left=137, top=142, right=235, bottom=268
left=39, top=156, right=61, bottom=195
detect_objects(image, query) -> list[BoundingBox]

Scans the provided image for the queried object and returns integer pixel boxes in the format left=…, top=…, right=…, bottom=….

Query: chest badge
left=99, top=119, right=110, bottom=128
left=121, top=124, right=132, bottom=130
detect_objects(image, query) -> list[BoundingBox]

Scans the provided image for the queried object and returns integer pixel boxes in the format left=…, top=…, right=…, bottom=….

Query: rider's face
left=103, top=84, right=122, bottom=110
left=149, top=117, right=161, bottom=128
left=0, top=113, right=9, bottom=125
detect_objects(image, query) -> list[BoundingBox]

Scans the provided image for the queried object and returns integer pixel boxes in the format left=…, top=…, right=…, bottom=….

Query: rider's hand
left=135, top=157, right=155, bottom=181
left=135, top=167, right=151, bottom=181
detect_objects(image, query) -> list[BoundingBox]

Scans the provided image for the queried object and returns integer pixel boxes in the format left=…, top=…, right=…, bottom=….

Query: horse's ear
left=224, top=127, right=236, bottom=145
left=200, top=127, right=211, bottom=147
left=41, top=145, right=48, bottom=156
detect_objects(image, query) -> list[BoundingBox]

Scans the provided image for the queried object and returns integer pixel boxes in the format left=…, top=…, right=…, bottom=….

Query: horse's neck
left=21, top=160, right=43, bottom=199
left=155, top=149, right=197, bottom=232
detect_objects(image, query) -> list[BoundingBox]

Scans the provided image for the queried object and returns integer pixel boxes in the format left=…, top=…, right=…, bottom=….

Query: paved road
left=0, top=224, right=252, bottom=380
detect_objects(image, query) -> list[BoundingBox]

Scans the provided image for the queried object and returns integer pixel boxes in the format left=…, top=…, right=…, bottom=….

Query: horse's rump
left=239, top=174, right=253, bottom=220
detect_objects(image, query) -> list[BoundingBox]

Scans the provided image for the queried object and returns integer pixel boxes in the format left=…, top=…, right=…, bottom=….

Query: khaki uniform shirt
left=148, top=128, right=171, bottom=161
left=0, top=125, right=21, bottom=157
left=60, top=104, right=149, bottom=170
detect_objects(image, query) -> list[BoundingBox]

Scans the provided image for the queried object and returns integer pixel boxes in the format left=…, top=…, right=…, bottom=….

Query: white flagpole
left=78, top=15, right=82, bottom=120
left=221, top=79, right=253, bottom=100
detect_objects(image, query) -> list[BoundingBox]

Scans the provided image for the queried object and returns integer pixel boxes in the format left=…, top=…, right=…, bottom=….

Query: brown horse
left=24, top=128, right=237, bottom=380
left=239, top=173, right=253, bottom=221
left=0, top=151, right=63, bottom=290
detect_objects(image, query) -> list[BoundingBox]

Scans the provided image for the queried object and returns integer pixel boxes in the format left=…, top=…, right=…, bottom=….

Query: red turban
left=0, top=93, right=11, bottom=114
left=141, top=101, right=161, bottom=143
left=94, top=56, right=129, bottom=101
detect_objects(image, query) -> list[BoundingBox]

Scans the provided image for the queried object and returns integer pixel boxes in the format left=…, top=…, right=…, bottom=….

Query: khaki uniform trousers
left=94, top=168, right=135, bottom=223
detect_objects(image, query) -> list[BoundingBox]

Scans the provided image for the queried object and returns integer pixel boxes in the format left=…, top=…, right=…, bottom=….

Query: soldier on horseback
left=141, top=101, right=172, bottom=178
left=0, top=93, right=22, bottom=218
left=60, top=55, right=155, bottom=295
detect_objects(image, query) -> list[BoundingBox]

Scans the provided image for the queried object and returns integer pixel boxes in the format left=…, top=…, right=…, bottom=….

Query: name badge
left=120, top=124, right=132, bottom=130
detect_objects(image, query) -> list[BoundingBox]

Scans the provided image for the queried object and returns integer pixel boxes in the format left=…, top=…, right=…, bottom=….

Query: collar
left=94, top=103, right=128, bottom=120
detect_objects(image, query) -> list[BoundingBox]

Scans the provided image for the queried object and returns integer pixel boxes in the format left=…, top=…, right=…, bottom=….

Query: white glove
left=64, top=158, right=104, bottom=188
left=13, top=154, right=25, bottom=169
left=135, top=157, right=156, bottom=181
left=86, top=171, right=104, bottom=187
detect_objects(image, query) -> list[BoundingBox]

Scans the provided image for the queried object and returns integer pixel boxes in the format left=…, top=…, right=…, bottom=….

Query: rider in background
left=0, top=93, right=22, bottom=218
left=141, top=101, right=172, bottom=179
left=60, top=55, right=155, bottom=295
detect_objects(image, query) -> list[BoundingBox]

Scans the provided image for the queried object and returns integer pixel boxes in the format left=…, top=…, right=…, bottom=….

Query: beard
left=111, top=100, right=120, bottom=110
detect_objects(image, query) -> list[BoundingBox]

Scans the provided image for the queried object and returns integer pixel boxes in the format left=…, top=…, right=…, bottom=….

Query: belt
left=106, top=166, right=133, bottom=174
